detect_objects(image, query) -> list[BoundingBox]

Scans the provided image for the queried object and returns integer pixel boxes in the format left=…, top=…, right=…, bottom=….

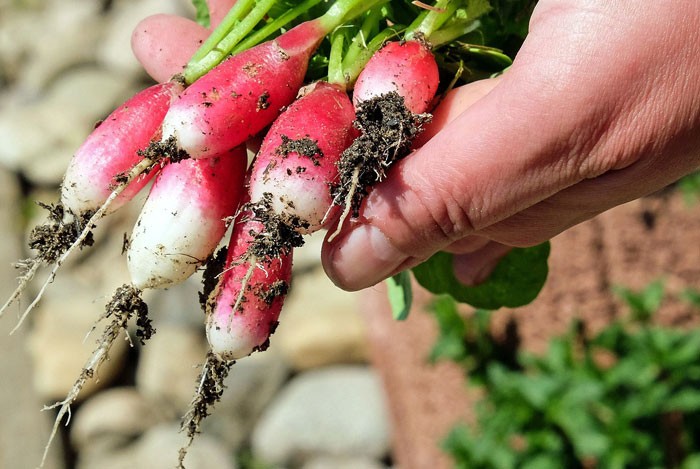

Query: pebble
left=135, top=323, right=209, bottom=413
left=27, top=273, right=129, bottom=402
left=71, top=387, right=165, bottom=454
left=251, top=366, right=391, bottom=466
left=274, top=267, right=369, bottom=369
left=203, top=349, right=290, bottom=450
left=302, top=455, right=388, bottom=469
left=77, top=423, right=237, bottom=469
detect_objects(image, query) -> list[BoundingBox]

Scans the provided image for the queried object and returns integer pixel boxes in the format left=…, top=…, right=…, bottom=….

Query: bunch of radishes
left=2, top=0, right=506, bottom=465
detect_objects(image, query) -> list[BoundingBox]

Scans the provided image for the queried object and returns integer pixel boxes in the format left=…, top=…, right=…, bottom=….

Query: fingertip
left=322, top=224, right=408, bottom=291
left=131, top=14, right=208, bottom=82
left=452, top=242, right=512, bottom=286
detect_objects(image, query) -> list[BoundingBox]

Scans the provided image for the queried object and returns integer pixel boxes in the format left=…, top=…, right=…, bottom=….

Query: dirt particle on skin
left=199, top=248, right=228, bottom=312
left=255, top=279, right=289, bottom=306
left=332, top=91, right=431, bottom=216
left=256, top=91, right=270, bottom=111
left=138, top=135, right=190, bottom=163
left=243, top=61, right=261, bottom=77
left=105, top=284, right=152, bottom=344
left=29, top=202, right=95, bottom=264
left=243, top=193, right=308, bottom=260
left=275, top=135, right=323, bottom=166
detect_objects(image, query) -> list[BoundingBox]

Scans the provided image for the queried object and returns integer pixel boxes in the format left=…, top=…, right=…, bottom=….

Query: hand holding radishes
left=322, top=0, right=700, bottom=291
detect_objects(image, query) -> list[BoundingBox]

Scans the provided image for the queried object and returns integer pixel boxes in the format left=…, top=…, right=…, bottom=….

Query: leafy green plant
left=435, top=283, right=700, bottom=469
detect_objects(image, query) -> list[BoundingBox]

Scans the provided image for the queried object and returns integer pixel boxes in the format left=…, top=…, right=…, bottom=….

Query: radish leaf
left=192, top=0, right=210, bottom=27
left=412, top=242, right=550, bottom=309
left=386, top=271, right=413, bottom=321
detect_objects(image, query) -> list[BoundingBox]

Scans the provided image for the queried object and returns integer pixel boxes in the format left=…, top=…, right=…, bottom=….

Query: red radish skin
left=206, top=215, right=293, bottom=361
left=352, top=40, right=439, bottom=113
left=127, top=146, right=247, bottom=290
left=248, top=81, right=357, bottom=233
left=161, top=20, right=328, bottom=160
left=60, top=81, right=183, bottom=216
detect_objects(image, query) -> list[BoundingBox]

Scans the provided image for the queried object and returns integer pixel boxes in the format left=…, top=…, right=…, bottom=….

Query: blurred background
left=1, top=1, right=699, bottom=469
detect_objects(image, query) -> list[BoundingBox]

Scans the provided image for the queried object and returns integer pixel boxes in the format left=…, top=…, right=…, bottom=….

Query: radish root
left=38, top=284, right=151, bottom=468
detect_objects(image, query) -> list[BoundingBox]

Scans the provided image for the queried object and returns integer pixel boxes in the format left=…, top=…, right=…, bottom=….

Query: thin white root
left=327, top=167, right=360, bottom=243
left=11, top=158, right=154, bottom=335
left=227, top=256, right=257, bottom=333
left=0, top=260, right=41, bottom=320
left=39, top=312, right=130, bottom=468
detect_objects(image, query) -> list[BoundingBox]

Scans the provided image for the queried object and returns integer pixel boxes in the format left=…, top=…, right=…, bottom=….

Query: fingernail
left=326, top=224, right=406, bottom=290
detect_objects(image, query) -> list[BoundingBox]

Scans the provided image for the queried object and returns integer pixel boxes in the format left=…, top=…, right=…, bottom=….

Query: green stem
left=342, top=8, right=383, bottom=68
left=319, top=0, right=388, bottom=32
left=405, top=0, right=459, bottom=39
left=328, top=32, right=347, bottom=87
left=231, top=0, right=323, bottom=55
left=427, top=19, right=480, bottom=47
left=187, top=0, right=255, bottom=64
left=183, top=0, right=277, bottom=84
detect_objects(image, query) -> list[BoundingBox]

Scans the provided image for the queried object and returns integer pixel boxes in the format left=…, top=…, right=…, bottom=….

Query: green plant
left=434, top=282, right=700, bottom=469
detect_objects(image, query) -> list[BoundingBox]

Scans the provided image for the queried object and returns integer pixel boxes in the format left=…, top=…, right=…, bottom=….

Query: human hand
left=321, top=0, right=700, bottom=290
left=132, top=1, right=700, bottom=293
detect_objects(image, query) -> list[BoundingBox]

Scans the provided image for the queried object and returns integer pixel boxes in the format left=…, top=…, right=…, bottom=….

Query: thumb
left=321, top=77, right=504, bottom=290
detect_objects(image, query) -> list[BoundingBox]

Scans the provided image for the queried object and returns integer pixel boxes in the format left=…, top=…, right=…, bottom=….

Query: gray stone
left=136, top=323, right=209, bottom=413
left=252, top=366, right=391, bottom=466
left=16, top=1, right=105, bottom=93
left=203, top=349, right=290, bottom=450
left=303, top=455, right=387, bottom=469
left=274, top=267, right=369, bottom=369
left=27, top=258, right=131, bottom=402
left=71, top=387, right=166, bottom=454
left=77, top=423, right=237, bottom=469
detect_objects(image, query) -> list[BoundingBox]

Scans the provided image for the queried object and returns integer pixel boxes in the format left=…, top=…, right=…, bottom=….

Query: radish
left=352, top=39, right=440, bottom=114
left=160, top=0, right=385, bottom=160
left=205, top=214, right=293, bottom=361
left=328, top=40, right=438, bottom=240
left=205, top=80, right=355, bottom=360
left=0, top=81, right=182, bottom=324
left=61, top=81, right=183, bottom=217
left=127, top=146, right=248, bottom=290
left=247, top=81, right=358, bottom=233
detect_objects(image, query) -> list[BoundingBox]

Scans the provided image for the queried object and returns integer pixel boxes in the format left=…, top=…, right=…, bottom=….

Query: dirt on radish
left=332, top=91, right=432, bottom=218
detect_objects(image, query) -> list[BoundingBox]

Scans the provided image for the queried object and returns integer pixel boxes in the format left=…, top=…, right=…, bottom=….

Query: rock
left=203, top=349, right=289, bottom=450
left=274, top=267, right=369, bottom=369
left=27, top=246, right=132, bottom=401
left=302, top=455, right=387, bottom=469
left=0, top=66, right=136, bottom=185
left=77, top=423, right=237, bottom=469
left=0, top=168, right=62, bottom=468
left=252, top=366, right=391, bottom=466
left=16, top=1, right=105, bottom=93
left=71, top=387, right=165, bottom=454
left=136, top=323, right=209, bottom=413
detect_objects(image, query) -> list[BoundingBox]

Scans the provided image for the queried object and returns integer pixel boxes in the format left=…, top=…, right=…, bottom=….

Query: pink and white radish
left=206, top=214, right=293, bottom=360
left=205, top=81, right=356, bottom=360
left=328, top=39, right=439, bottom=239
left=127, top=146, right=247, bottom=290
left=352, top=39, right=439, bottom=113
left=247, top=81, right=357, bottom=233
left=61, top=81, right=183, bottom=217
left=161, top=0, right=384, bottom=160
